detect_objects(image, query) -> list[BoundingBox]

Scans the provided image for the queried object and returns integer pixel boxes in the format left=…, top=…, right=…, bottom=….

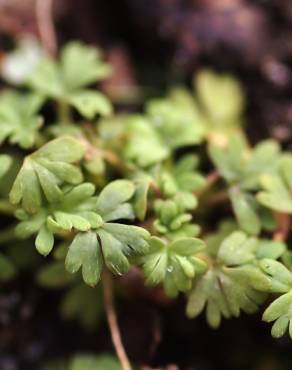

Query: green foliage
left=153, top=199, right=200, bottom=239
left=1, top=40, right=292, bottom=346
left=10, top=136, right=85, bottom=213
left=159, top=154, right=206, bottom=207
left=0, top=91, right=44, bottom=148
left=195, top=69, right=245, bottom=132
left=186, top=231, right=270, bottom=328
left=257, top=155, right=292, bottom=213
left=146, top=88, right=206, bottom=149
left=27, top=42, right=112, bottom=119
left=140, top=236, right=206, bottom=297
left=0, top=154, right=12, bottom=178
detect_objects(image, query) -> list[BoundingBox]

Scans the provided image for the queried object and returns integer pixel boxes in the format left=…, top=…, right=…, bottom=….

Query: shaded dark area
left=1, top=276, right=292, bottom=370
left=1, top=1, right=292, bottom=369
left=57, top=0, right=292, bottom=145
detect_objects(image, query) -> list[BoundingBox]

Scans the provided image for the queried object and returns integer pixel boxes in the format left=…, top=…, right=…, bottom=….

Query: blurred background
left=1, top=1, right=292, bottom=369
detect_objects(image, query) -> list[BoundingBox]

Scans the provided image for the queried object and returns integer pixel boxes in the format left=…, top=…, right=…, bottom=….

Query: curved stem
left=102, top=270, right=132, bottom=370
left=36, top=0, right=57, bottom=57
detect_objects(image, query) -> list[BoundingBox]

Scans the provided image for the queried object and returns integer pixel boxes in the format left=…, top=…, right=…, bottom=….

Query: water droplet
left=167, top=266, right=173, bottom=273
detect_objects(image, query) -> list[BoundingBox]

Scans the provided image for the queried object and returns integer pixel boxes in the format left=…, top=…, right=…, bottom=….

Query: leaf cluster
left=1, top=42, right=292, bottom=342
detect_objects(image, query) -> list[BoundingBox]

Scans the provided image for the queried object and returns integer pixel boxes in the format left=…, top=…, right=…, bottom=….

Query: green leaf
left=60, top=42, right=112, bottom=90
left=15, top=182, right=102, bottom=257
left=259, top=258, right=292, bottom=290
left=256, top=240, right=286, bottom=260
left=208, top=133, right=248, bottom=183
left=27, top=42, right=112, bottom=118
left=96, top=180, right=135, bottom=221
left=242, top=140, right=281, bottom=190
left=98, top=229, right=130, bottom=274
left=35, top=225, right=54, bottom=256
left=187, top=259, right=267, bottom=327
left=146, top=90, right=206, bottom=149
left=263, top=291, right=292, bottom=322
left=65, top=231, right=102, bottom=286
left=223, top=264, right=272, bottom=292
left=133, top=180, right=149, bottom=221
left=140, top=236, right=206, bottom=297
left=262, top=291, right=292, bottom=338
left=0, top=91, right=44, bottom=148
left=159, top=155, right=205, bottom=212
left=195, top=69, right=244, bottom=123
left=124, top=115, right=169, bottom=167
left=0, top=154, right=12, bottom=178
left=257, top=174, right=292, bottom=213
left=280, top=155, right=292, bottom=189
left=142, top=237, right=168, bottom=285
left=169, top=237, right=205, bottom=255
left=229, top=188, right=261, bottom=235
left=36, top=136, right=85, bottom=162
left=28, top=57, right=63, bottom=96
left=10, top=136, right=85, bottom=213
left=217, top=231, right=257, bottom=266
left=101, top=223, right=150, bottom=255
left=186, top=269, right=231, bottom=327
left=15, top=209, right=47, bottom=238
left=68, top=90, right=112, bottom=119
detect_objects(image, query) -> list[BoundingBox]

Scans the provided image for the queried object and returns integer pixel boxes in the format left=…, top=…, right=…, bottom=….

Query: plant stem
left=205, top=170, right=220, bottom=187
left=58, top=101, right=71, bottom=125
left=102, top=270, right=132, bottom=370
left=206, top=191, right=229, bottom=206
left=196, top=170, right=220, bottom=198
left=0, top=200, right=16, bottom=215
left=36, top=0, right=57, bottom=57
left=273, top=212, right=290, bottom=242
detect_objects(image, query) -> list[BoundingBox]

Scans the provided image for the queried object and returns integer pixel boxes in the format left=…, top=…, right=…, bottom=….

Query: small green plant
left=1, top=41, right=292, bottom=369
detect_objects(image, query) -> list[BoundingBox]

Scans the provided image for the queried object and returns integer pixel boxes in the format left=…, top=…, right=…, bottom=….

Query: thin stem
left=58, top=101, right=71, bottom=125
left=206, top=191, right=229, bottom=206
left=36, top=0, right=57, bottom=57
left=102, top=270, right=132, bottom=370
left=205, top=170, right=220, bottom=188
left=273, top=212, right=290, bottom=242
left=196, top=170, right=220, bottom=198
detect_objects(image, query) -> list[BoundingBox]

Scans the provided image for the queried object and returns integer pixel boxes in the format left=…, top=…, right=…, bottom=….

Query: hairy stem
left=36, top=0, right=57, bottom=57
left=102, top=270, right=132, bottom=370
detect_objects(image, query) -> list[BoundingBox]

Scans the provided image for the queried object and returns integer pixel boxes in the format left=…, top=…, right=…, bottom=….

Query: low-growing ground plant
left=1, top=40, right=292, bottom=369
